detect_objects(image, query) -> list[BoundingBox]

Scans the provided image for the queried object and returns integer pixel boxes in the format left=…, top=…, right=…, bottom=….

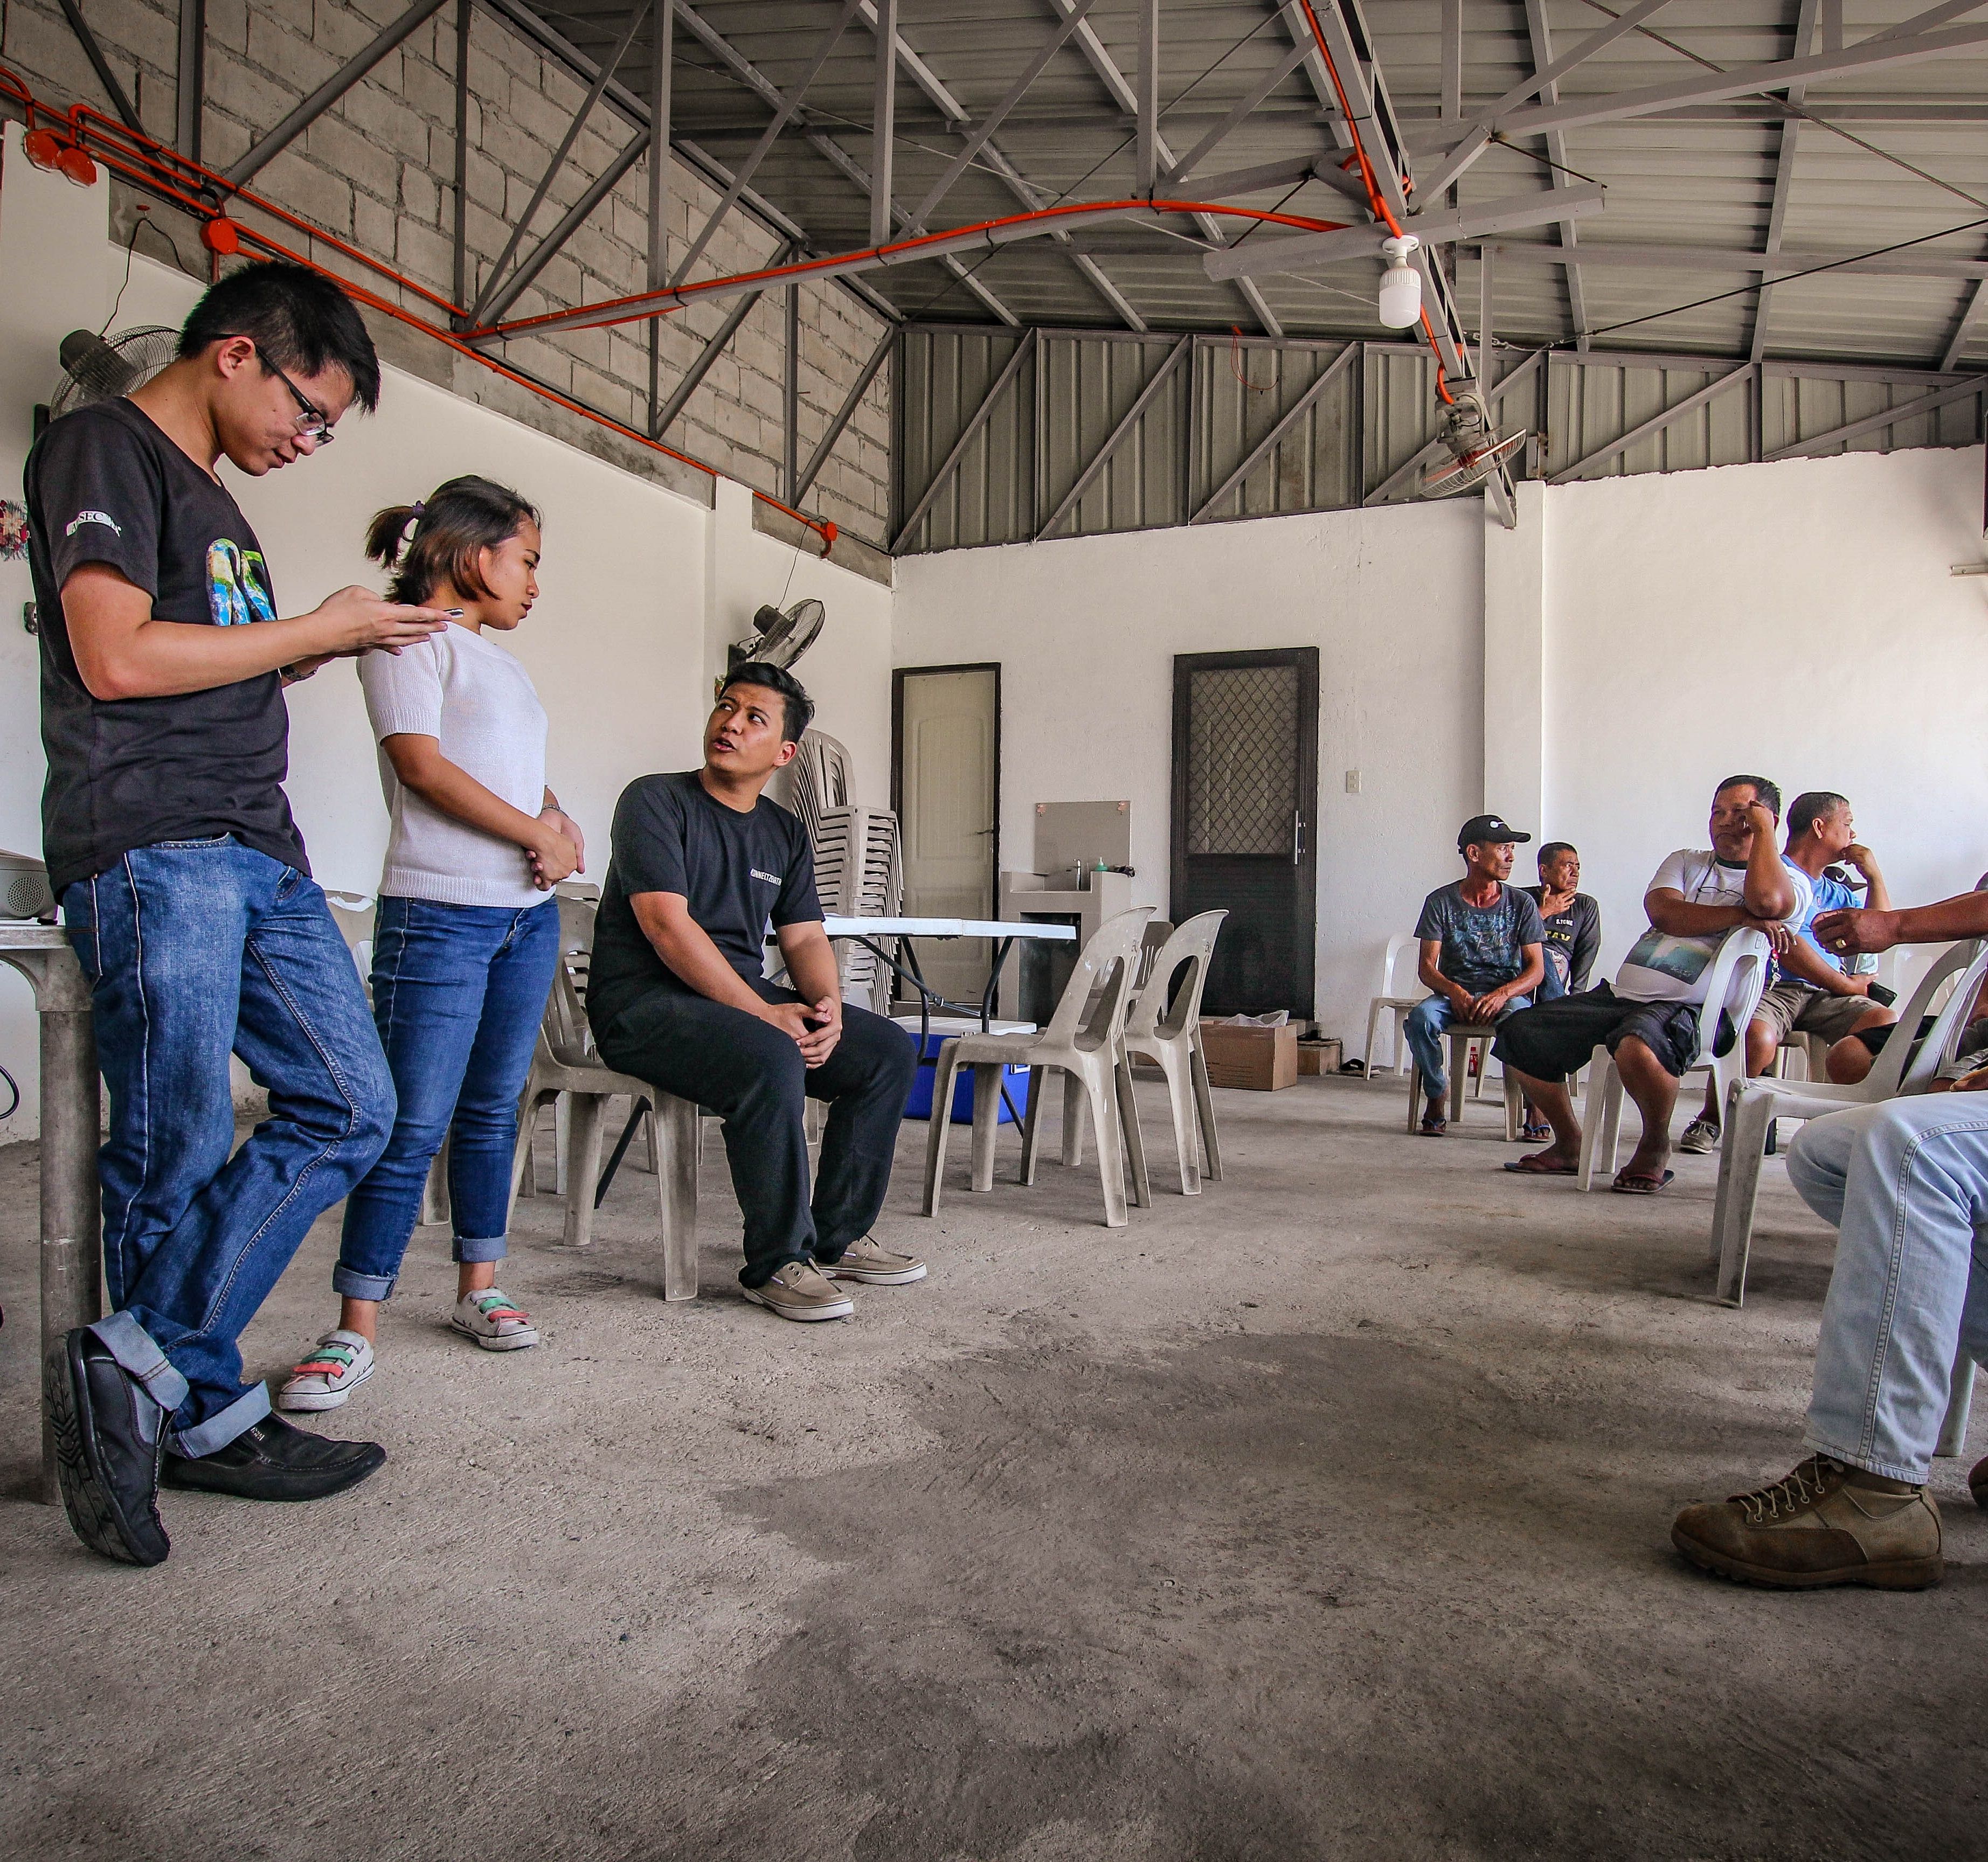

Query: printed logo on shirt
left=750, top=868, right=782, bottom=886
left=207, top=539, right=276, bottom=627
left=65, top=509, right=122, bottom=537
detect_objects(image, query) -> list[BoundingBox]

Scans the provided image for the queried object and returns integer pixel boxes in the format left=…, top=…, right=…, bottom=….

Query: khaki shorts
left=1752, top=980, right=1884, bottom=1047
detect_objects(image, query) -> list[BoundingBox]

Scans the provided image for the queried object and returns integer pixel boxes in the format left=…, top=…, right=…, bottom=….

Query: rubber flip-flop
left=1611, top=1168, right=1677, bottom=1196
left=1518, top=1124, right=1553, bottom=1143
left=1505, top=1156, right=1577, bottom=1176
left=1417, top=1119, right=1447, bottom=1137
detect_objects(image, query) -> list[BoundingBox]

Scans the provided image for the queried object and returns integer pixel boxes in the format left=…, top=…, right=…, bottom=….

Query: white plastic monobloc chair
left=1120, top=910, right=1226, bottom=1197
left=508, top=899, right=701, bottom=1300
left=923, top=907, right=1154, bottom=1228
left=1404, top=1017, right=1523, bottom=1138
left=1710, top=940, right=1988, bottom=1306
left=1363, top=933, right=1427, bottom=1086
left=1577, top=928, right=1771, bottom=1191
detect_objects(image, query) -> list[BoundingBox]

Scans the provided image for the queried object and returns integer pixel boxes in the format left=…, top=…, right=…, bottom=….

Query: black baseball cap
left=1458, top=813, right=1532, bottom=851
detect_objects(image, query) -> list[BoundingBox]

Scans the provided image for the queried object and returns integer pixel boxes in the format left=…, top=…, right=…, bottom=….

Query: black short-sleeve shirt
left=587, top=772, right=821, bottom=1030
left=25, top=397, right=307, bottom=894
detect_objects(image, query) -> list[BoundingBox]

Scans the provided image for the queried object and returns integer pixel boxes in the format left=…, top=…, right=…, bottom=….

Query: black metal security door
left=1169, top=648, right=1319, bottom=1017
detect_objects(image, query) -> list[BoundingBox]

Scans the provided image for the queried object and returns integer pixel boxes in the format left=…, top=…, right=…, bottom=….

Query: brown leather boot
left=1671, top=1456, right=1943, bottom=1590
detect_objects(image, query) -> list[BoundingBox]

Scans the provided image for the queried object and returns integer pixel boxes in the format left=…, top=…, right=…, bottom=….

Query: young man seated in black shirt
left=587, top=664, right=920, bottom=1322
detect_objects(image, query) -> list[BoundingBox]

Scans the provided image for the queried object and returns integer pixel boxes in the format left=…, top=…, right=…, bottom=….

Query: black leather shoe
left=161, top=1413, right=386, bottom=1502
left=46, top=1329, right=170, bottom=1567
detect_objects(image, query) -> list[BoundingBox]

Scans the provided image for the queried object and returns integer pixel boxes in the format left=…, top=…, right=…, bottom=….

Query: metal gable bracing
left=526, top=0, right=1988, bottom=369
left=501, top=1, right=1988, bottom=549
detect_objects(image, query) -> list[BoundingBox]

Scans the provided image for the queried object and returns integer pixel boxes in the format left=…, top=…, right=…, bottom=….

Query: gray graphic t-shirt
left=1414, top=881, right=1546, bottom=995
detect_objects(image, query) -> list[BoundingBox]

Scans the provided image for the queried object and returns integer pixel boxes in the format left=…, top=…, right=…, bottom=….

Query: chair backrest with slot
left=1686, top=928, right=1771, bottom=1071
left=1896, top=940, right=1988, bottom=1095
left=1125, top=911, right=1227, bottom=1046
left=1039, top=907, right=1155, bottom=1052
left=1381, top=932, right=1418, bottom=1000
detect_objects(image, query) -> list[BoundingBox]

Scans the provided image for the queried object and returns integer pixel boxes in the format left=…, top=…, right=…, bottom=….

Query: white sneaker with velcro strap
left=450, top=1288, right=540, bottom=1351
left=276, top=1329, right=375, bottom=1412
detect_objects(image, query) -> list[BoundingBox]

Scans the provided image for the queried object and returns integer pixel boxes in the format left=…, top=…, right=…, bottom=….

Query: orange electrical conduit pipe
left=0, top=52, right=1442, bottom=540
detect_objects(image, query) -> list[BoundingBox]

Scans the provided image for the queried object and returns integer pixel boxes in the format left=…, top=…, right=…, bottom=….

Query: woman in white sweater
left=280, top=477, right=581, bottom=1410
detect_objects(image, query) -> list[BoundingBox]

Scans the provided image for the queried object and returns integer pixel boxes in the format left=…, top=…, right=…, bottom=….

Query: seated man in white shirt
left=1495, top=776, right=1805, bottom=1193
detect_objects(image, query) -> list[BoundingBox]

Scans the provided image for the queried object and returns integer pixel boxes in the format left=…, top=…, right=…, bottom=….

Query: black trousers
left=593, top=979, right=917, bottom=1287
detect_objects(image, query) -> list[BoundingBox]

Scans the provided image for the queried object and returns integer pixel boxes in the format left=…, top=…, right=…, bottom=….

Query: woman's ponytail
left=362, top=482, right=536, bottom=606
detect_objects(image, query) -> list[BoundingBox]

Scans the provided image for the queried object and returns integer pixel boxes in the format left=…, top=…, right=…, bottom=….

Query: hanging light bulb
left=1377, top=234, right=1423, bottom=329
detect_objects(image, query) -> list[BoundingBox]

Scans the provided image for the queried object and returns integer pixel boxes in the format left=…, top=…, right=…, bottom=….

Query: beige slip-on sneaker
left=743, top=1260, right=856, bottom=1322
left=819, top=1235, right=926, bottom=1285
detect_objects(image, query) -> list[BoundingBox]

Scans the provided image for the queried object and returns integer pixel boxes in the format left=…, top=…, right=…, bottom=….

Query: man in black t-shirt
left=591, top=664, right=919, bottom=1322
left=31, top=263, right=452, bottom=1568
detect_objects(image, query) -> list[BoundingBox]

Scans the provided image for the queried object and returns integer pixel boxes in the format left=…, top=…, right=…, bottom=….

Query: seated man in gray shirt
left=1404, top=814, right=1546, bottom=1135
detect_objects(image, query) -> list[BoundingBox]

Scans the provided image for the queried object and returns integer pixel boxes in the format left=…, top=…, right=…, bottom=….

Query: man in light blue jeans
left=27, top=262, right=451, bottom=1566
left=1671, top=884, right=1988, bottom=1592
left=1403, top=814, right=1545, bottom=1135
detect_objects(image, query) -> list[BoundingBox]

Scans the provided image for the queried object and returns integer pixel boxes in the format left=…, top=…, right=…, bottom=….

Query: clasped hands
left=760, top=995, right=843, bottom=1067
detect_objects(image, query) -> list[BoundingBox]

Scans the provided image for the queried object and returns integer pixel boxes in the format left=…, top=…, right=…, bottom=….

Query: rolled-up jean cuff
left=331, top=1264, right=398, bottom=1301
left=1802, top=1434, right=1928, bottom=1486
left=87, top=1310, right=190, bottom=1415
left=169, top=1380, right=270, bottom=1458
left=452, top=1233, right=508, bottom=1265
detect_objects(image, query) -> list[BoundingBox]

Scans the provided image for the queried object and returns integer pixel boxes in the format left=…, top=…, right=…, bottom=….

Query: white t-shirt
left=1613, top=848, right=1812, bottom=1006
left=357, top=623, right=550, bottom=909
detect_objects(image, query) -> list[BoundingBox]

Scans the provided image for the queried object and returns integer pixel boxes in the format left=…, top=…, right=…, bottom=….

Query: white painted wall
left=896, top=442, right=1988, bottom=1056
left=1544, top=446, right=1988, bottom=983
left=893, top=502, right=1490, bottom=1044
left=0, top=150, right=892, bottom=1139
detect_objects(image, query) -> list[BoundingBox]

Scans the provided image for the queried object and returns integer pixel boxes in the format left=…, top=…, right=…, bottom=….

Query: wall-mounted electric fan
left=1417, top=388, right=1527, bottom=499
left=49, top=325, right=178, bottom=420
left=728, top=596, right=826, bottom=673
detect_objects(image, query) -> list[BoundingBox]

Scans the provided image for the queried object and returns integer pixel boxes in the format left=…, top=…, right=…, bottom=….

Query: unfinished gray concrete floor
left=1, top=1074, right=1984, bottom=1860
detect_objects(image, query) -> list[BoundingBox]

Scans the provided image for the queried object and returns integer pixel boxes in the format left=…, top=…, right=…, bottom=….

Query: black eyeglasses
left=226, top=337, right=334, bottom=444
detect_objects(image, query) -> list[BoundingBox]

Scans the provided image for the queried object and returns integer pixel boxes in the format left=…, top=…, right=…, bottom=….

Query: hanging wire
left=903, top=11, right=1305, bottom=321
left=1487, top=134, right=1603, bottom=189
left=1229, top=325, right=1273, bottom=389
left=1576, top=212, right=1988, bottom=342
left=1576, top=0, right=1988, bottom=214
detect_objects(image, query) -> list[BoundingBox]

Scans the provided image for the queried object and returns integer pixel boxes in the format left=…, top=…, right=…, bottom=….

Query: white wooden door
left=898, top=667, right=999, bottom=1008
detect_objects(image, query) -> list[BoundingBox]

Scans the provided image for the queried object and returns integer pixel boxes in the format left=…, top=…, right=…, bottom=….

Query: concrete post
left=2, top=933, right=101, bottom=1502
left=1482, top=478, right=1548, bottom=835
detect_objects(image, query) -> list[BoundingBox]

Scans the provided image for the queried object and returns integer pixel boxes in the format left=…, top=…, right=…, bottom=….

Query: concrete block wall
left=0, top=0, right=893, bottom=546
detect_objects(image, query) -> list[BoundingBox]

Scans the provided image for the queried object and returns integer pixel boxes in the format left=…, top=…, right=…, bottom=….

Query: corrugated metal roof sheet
left=529, top=0, right=1988, bottom=370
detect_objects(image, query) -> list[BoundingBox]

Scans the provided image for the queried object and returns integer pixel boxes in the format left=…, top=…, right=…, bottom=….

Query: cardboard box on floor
left=1200, top=1021, right=1298, bottom=1090
left=1298, top=1038, right=1342, bottom=1076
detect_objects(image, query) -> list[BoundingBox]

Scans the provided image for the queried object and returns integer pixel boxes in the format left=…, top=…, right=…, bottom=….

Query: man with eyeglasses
left=25, top=260, right=451, bottom=1567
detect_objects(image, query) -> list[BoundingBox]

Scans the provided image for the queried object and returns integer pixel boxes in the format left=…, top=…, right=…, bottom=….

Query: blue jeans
left=1404, top=991, right=1533, bottom=1101
left=336, top=896, right=559, bottom=1300
left=63, top=841, right=394, bottom=1455
left=1537, top=947, right=1570, bottom=1003
left=1788, top=1095, right=1988, bottom=1483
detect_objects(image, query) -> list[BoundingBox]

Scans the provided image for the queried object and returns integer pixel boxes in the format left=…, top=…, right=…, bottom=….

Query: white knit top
left=357, top=623, right=550, bottom=909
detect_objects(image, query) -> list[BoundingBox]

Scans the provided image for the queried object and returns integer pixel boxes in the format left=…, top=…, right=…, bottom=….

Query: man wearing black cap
left=1403, top=815, right=1546, bottom=1135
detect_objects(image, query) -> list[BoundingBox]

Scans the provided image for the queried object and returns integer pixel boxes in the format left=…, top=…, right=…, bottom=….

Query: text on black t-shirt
left=587, top=771, right=822, bottom=1027
left=25, top=397, right=306, bottom=893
